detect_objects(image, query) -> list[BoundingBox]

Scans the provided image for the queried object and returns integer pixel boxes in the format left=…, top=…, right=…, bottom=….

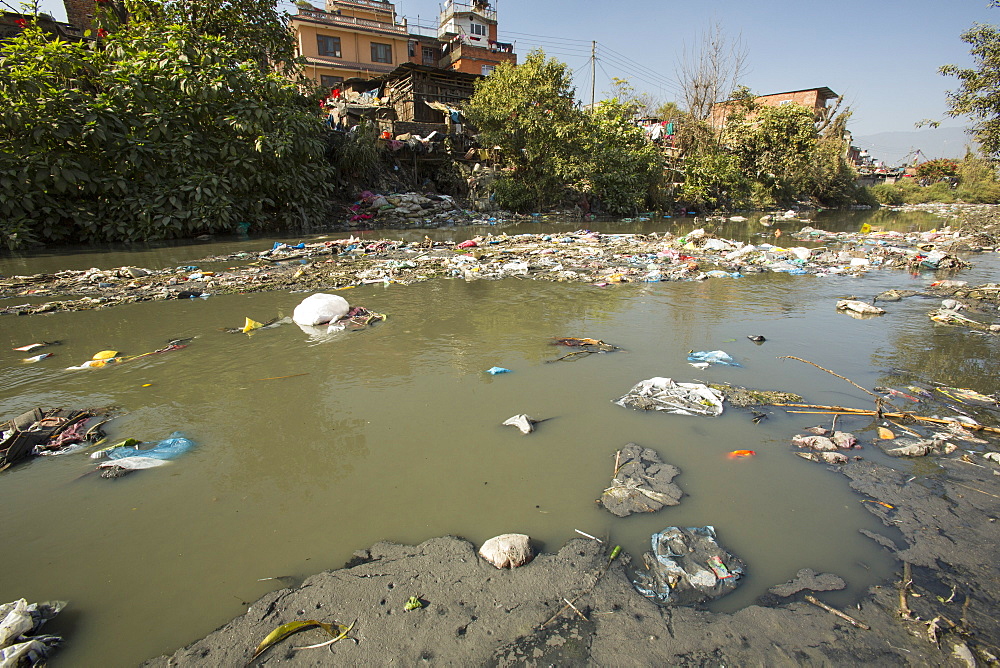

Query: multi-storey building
left=293, top=0, right=516, bottom=90
left=291, top=0, right=411, bottom=90
left=436, top=0, right=515, bottom=76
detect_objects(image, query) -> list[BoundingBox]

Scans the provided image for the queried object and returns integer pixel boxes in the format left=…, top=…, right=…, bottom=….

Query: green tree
left=723, top=103, right=818, bottom=207
left=0, top=17, right=333, bottom=247
left=940, top=16, right=1000, bottom=157
left=464, top=50, right=586, bottom=210
left=916, top=158, right=959, bottom=178
left=584, top=98, right=662, bottom=214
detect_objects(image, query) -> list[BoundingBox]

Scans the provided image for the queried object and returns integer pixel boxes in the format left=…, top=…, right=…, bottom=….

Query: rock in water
left=479, top=534, right=534, bottom=569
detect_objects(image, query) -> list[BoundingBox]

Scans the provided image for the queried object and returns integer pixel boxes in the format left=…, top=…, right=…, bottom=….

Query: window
left=320, top=75, right=344, bottom=89
left=317, top=34, right=341, bottom=58
left=469, top=22, right=487, bottom=36
left=371, top=42, right=392, bottom=63
left=408, top=41, right=416, bottom=57
left=481, top=64, right=495, bottom=76
left=422, top=46, right=437, bottom=65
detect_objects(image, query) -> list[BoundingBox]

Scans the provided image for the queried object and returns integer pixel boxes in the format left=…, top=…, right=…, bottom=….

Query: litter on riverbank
left=0, top=219, right=992, bottom=317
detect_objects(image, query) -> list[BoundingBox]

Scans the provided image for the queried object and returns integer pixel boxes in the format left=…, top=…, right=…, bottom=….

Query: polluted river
left=1, top=209, right=999, bottom=666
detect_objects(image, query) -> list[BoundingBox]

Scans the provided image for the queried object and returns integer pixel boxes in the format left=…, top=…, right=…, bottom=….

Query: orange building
left=436, top=0, right=516, bottom=76
left=291, top=0, right=411, bottom=90
left=710, top=87, right=839, bottom=128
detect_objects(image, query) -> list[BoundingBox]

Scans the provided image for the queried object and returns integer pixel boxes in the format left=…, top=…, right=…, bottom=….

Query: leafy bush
left=916, top=158, right=959, bottom=178
left=869, top=183, right=905, bottom=205
left=0, top=17, right=334, bottom=248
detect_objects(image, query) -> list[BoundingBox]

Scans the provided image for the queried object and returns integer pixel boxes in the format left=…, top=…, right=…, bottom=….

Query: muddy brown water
left=1, top=210, right=997, bottom=666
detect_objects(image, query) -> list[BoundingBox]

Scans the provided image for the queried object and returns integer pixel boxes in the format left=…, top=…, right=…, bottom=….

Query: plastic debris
left=22, top=353, right=53, bottom=363
left=836, top=300, right=886, bottom=315
left=796, top=451, right=848, bottom=464
left=0, top=598, right=66, bottom=666
left=502, top=414, right=537, bottom=434
left=727, top=450, right=756, bottom=458
left=600, top=444, right=682, bottom=516
left=486, top=366, right=512, bottom=375
left=687, top=350, right=741, bottom=367
left=883, top=439, right=957, bottom=457
left=614, top=378, right=724, bottom=417
left=97, top=432, right=194, bottom=477
left=633, top=526, right=745, bottom=606
left=292, top=293, right=350, bottom=326
left=242, top=317, right=264, bottom=333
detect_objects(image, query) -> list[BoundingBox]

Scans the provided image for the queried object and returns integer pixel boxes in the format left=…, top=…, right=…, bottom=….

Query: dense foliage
left=916, top=158, right=959, bottom=178
left=464, top=51, right=660, bottom=214
left=0, top=0, right=333, bottom=248
left=940, top=20, right=1000, bottom=158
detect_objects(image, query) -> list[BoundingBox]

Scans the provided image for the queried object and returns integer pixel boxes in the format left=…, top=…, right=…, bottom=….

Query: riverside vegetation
left=3, top=0, right=1000, bottom=250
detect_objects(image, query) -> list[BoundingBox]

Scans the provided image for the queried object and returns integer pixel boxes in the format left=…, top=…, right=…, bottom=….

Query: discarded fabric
left=614, top=378, right=724, bottom=417
left=633, top=526, right=745, bottom=606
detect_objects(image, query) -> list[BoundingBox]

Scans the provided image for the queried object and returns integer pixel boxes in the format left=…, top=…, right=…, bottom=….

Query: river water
left=1, top=209, right=997, bottom=666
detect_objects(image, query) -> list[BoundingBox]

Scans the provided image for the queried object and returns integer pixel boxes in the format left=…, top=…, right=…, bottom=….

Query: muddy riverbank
left=145, top=454, right=1000, bottom=666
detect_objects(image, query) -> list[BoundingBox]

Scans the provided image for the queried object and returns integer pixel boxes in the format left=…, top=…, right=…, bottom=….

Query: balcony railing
left=440, top=0, right=497, bottom=22
left=297, top=9, right=407, bottom=34
left=333, top=0, right=394, bottom=12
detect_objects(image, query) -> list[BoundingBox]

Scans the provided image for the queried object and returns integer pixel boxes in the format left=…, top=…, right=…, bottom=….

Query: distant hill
left=852, top=126, right=975, bottom=167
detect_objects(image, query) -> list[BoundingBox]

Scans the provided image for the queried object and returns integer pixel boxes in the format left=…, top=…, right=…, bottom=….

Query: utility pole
left=590, top=40, right=596, bottom=109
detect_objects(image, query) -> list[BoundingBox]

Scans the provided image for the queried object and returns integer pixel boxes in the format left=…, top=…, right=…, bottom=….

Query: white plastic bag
left=292, top=293, right=350, bottom=326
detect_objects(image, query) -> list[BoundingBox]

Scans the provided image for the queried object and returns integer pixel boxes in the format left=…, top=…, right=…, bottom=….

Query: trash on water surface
left=600, top=443, right=682, bottom=517
left=292, top=293, right=350, bottom=326
left=727, top=450, right=756, bottom=458
left=502, top=414, right=537, bottom=434
left=687, top=350, right=741, bottom=367
left=0, top=598, right=67, bottom=666
left=836, top=300, right=885, bottom=316
left=96, top=432, right=195, bottom=477
left=486, top=366, right=512, bottom=375
left=632, top=526, right=745, bottom=606
left=614, top=378, right=724, bottom=417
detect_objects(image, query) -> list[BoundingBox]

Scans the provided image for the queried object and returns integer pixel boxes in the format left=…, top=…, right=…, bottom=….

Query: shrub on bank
left=0, top=21, right=335, bottom=248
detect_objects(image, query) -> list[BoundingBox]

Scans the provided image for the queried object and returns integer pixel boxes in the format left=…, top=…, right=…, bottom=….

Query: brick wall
left=63, top=0, right=94, bottom=31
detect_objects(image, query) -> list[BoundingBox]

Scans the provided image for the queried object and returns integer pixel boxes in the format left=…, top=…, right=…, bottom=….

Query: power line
left=596, top=52, right=682, bottom=96
left=598, top=42, right=681, bottom=91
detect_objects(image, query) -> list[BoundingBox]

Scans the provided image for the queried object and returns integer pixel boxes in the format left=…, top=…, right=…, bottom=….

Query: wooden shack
left=378, top=63, right=480, bottom=125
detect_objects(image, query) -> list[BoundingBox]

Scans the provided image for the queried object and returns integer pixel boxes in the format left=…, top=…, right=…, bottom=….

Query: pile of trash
left=599, top=444, right=682, bottom=517
left=0, top=598, right=66, bottom=666
left=632, top=526, right=746, bottom=606
left=1, top=407, right=107, bottom=470
left=346, top=191, right=472, bottom=229
left=0, top=222, right=992, bottom=317
left=614, top=378, right=725, bottom=417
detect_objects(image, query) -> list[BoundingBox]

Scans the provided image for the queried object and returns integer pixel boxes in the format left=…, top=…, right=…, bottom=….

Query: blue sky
left=34, top=0, right=996, bottom=141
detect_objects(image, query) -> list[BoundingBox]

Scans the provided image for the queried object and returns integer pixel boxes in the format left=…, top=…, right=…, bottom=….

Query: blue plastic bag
left=486, top=366, right=512, bottom=375
left=687, top=350, right=742, bottom=367
left=107, top=432, right=195, bottom=461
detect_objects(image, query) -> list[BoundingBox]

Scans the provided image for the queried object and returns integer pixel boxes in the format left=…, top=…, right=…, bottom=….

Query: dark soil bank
left=146, top=456, right=1000, bottom=666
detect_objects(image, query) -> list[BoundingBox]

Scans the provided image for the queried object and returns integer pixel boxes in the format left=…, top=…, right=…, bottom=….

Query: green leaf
left=250, top=619, right=352, bottom=662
